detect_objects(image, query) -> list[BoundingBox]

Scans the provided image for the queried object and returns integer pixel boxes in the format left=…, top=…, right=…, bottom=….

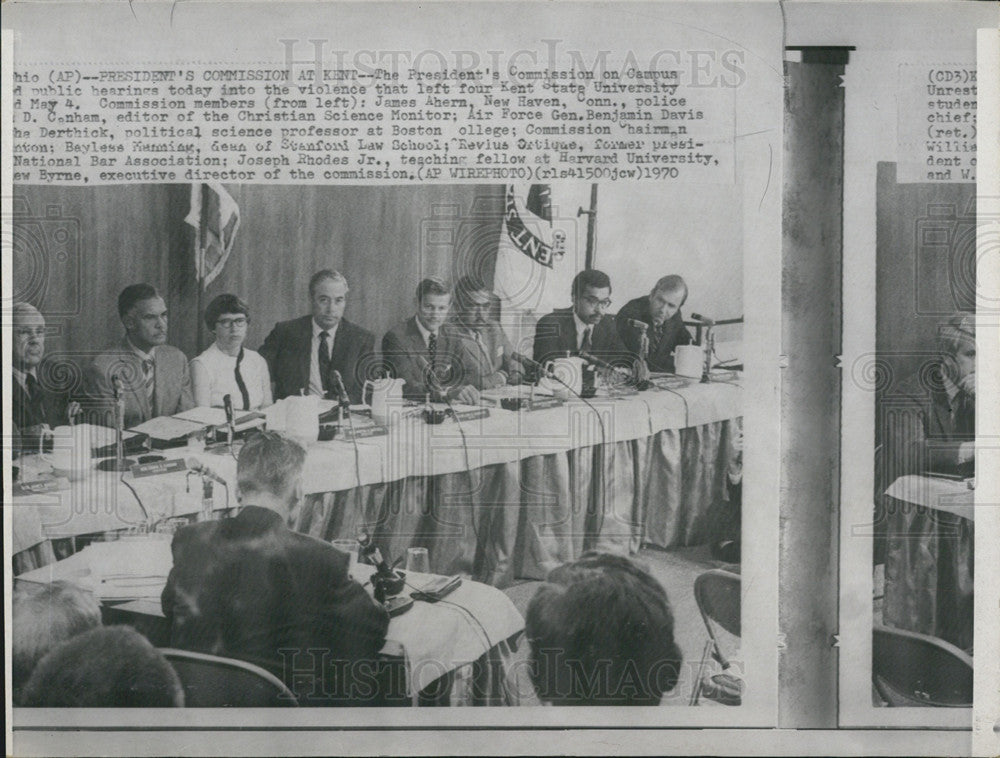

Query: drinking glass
left=405, top=546, right=430, bottom=574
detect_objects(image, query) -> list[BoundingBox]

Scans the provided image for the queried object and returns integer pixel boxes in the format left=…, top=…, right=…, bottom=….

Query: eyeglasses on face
left=581, top=296, right=612, bottom=309
left=216, top=317, right=249, bottom=329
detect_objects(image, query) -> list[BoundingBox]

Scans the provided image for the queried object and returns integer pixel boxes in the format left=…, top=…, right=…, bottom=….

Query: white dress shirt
left=190, top=342, right=272, bottom=410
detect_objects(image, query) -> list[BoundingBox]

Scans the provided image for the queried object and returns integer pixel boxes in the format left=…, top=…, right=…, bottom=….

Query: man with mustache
left=448, top=276, right=524, bottom=390
left=531, top=269, right=630, bottom=377
left=83, top=283, right=194, bottom=428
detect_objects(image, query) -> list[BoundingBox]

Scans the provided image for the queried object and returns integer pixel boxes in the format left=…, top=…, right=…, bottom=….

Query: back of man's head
left=21, top=625, right=184, bottom=707
left=525, top=551, right=682, bottom=705
left=13, top=580, right=102, bottom=702
left=237, top=431, right=307, bottom=501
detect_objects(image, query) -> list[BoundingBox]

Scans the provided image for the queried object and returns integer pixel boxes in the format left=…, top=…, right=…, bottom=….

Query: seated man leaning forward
left=161, top=431, right=390, bottom=705
left=448, top=275, right=524, bottom=390
left=82, top=283, right=194, bottom=428
left=525, top=552, right=683, bottom=705
left=616, top=274, right=694, bottom=374
left=381, top=277, right=480, bottom=405
left=882, top=313, right=976, bottom=482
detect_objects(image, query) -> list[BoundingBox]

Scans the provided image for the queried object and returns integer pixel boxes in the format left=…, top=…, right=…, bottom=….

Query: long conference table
left=11, top=375, right=742, bottom=588
left=882, top=475, right=974, bottom=652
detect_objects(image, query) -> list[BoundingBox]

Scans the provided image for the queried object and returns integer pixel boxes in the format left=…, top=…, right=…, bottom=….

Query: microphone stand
left=98, top=376, right=136, bottom=472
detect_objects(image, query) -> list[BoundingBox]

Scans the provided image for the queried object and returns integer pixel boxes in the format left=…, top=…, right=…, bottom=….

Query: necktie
left=143, top=358, right=155, bottom=408
left=234, top=348, right=251, bottom=410
left=25, top=373, right=44, bottom=422
left=318, top=331, right=332, bottom=397
left=428, top=332, right=438, bottom=365
left=580, top=326, right=592, bottom=354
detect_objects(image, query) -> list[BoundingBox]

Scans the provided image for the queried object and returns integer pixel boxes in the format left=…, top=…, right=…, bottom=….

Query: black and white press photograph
left=9, top=181, right=748, bottom=710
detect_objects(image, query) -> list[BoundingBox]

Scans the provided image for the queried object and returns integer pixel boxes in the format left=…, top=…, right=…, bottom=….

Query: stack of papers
left=82, top=538, right=173, bottom=601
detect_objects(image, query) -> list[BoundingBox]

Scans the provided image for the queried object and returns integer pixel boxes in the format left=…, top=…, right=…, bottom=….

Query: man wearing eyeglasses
left=531, top=269, right=630, bottom=375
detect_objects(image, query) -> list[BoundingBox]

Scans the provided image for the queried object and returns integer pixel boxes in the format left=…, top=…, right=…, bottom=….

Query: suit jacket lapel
left=330, top=319, right=349, bottom=374
left=560, top=310, right=577, bottom=354
left=296, top=317, right=313, bottom=395
left=405, top=318, right=426, bottom=357
left=119, top=339, right=151, bottom=421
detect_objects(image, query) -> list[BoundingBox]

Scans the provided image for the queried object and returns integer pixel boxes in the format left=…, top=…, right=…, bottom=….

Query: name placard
left=130, top=459, right=187, bottom=478
left=13, top=477, right=71, bottom=497
left=453, top=408, right=490, bottom=422
left=527, top=397, right=565, bottom=411
left=339, top=425, right=389, bottom=441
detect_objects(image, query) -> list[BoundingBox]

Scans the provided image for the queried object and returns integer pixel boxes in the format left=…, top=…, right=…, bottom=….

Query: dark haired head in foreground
left=21, top=626, right=184, bottom=707
left=525, top=552, right=683, bottom=705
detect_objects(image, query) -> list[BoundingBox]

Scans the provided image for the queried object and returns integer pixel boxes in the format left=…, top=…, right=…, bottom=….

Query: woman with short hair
left=190, top=294, right=272, bottom=410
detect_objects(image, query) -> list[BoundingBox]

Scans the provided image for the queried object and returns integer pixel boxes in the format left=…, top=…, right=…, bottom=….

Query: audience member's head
left=20, top=625, right=184, bottom=707
left=649, top=275, right=689, bottom=326
left=12, top=302, right=47, bottom=371
left=12, top=580, right=102, bottom=704
left=237, top=431, right=307, bottom=524
left=525, top=552, right=683, bottom=706
left=937, top=313, right=976, bottom=394
left=414, top=277, right=452, bottom=334
left=117, top=283, right=168, bottom=351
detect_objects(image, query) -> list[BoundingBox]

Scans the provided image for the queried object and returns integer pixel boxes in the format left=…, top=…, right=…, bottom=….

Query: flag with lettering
left=493, top=183, right=589, bottom=333
left=184, top=182, right=240, bottom=288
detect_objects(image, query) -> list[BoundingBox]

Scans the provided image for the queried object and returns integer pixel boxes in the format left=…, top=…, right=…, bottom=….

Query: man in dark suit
left=532, top=269, right=631, bottom=373
left=616, top=275, right=694, bottom=374
left=881, top=314, right=976, bottom=483
left=161, top=432, right=390, bottom=705
left=12, top=302, right=79, bottom=453
left=81, top=284, right=194, bottom=429
left=259, top=270, right=375, bottom=404
left=381, top=278, right=480, bottom=404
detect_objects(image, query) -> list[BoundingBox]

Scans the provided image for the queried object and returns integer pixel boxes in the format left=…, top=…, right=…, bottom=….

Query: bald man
left=11, top=303, right=78, bottom=453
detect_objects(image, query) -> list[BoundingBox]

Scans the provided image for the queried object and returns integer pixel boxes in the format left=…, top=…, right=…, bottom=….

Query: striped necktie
left=143, top=358, right=155, bottom=409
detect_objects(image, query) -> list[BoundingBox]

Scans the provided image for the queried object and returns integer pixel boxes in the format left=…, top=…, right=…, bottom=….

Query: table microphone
left=580, top=350, right=632, bottom=377
left=691, top=312, right=715, bottom=325
left=511, top=351, right=548, bottom=376
left=416, top=356, right=449, bottom=423
left=186, top=458, right=228, bottom=486
left=332, top=370, right=351, bottom=409
left=98, top=372, right=136, bottom=472
left=624, top=322, right=652, bottom=390
left=332, top=369, right=364, bottom=489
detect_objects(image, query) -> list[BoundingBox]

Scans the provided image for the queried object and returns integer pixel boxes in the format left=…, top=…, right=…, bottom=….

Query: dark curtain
left=12, top=184, right=505, bottom=383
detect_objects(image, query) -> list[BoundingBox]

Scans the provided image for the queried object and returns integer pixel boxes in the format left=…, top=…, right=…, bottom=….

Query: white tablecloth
left=10, top=378, right=742, bottom=557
